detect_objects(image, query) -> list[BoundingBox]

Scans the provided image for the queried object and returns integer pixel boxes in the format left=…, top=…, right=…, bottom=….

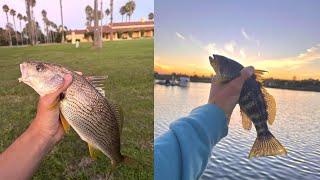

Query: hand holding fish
left=30, top=74, right=73, bottom=144
left=208, top=66, right=254, bottom=123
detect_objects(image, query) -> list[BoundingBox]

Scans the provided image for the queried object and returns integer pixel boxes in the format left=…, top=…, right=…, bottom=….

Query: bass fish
left=18, top=61, right=129, bottom=172
left=209, top=54, right=287, bottom=158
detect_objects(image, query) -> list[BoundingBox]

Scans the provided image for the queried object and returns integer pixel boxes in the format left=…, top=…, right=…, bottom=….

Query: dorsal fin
left=86, top=75, right=107, bottom=97
left=261, top=88, right=276, bottom=125
left=254, top=69, right=267, bottom=82
left=110, top=103, right=124, bottom=136
left=240, top=109, right=252, bottom=130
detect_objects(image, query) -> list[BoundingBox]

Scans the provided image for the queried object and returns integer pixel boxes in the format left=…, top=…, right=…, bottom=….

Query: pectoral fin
left=48, top=98, right=60, bottom=110
left=60, top=113, right=70, bottom=133
left=261, top=88, right=276, bottom=125
left=88, top=143, right=100, bottom=160
left=240, top=109, right=252, bottom=130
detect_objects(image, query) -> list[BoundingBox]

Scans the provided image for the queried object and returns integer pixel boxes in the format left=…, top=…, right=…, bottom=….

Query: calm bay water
left=154, top=83, right=320, bottom=179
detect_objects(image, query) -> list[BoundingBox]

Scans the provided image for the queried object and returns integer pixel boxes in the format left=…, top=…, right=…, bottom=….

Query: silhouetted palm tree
left=2, top=5, right=12, bottom=46
left=119, top=6, right=125, bottom=22
left=10, top=9, right=18, bottom=45
left=17, top=13, right=24, bottom=45
left=148, top=12, right=154, bottom=20
left=59, top=0, right=65, bottom=43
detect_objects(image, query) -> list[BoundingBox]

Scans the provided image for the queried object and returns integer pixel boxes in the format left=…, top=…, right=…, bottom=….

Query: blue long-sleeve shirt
left=154, top=104, right=228, bottom=180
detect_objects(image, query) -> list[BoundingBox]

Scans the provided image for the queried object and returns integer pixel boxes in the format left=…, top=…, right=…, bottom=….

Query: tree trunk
left=99, top=0, right=103, bottom=47
left=12, top=16, right=18, bottom=46
left=19, top=20, right=23, bottom=45
left=110, top=0, right=113, bottom=41
left=25, top=0, right=35, bottom=45
left=60, top=0, right=65, bottom=43
left=5, top=13, right=12, bottom=46
left=93, top=0, right=101, bottom=48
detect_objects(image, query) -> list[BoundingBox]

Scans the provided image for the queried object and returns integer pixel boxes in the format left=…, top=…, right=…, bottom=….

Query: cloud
left=241, top=28, right=260, bottom=47
left=240, top=48, right=246, bottom=58
left=224, top=41, right=236, bottom=53
left=241, top=28, right=250, bottom=40
left=204, top=43, right=216, bottom=54
left=255, top=44, right=320, bottom=70
left=175, top=32, right=185, bottom=40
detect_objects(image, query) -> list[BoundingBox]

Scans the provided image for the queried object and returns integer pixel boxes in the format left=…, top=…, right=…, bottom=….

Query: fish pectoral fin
left=60, top=113, right=70, bottom=133
left=48, top=98, right=60, bottom=110
left=249, top=131, right=287, bottom=158
left=88, top=143, right=100, bottom=160
left=110, top=103, right=124, bottom=135
left=240, top=109, right=252, bottom=130
left=261, top=88, right=277, bottom=125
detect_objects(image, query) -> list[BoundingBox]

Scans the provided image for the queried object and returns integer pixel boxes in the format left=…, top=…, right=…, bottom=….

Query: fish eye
left=36, top=64, right=45, bottom=72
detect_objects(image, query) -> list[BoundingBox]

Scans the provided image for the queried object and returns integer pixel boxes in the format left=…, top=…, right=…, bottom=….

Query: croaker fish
left=18, top=61, right=128, bottom=173
left=209, top=54, right=287, bottom=158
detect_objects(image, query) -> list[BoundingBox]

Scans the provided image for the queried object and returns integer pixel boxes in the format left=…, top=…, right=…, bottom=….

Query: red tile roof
left=67, top=21, right=154, bottom=35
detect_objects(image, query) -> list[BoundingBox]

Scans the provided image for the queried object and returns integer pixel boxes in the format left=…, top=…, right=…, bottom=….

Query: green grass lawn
left=0, top=39, right=154, bottom=179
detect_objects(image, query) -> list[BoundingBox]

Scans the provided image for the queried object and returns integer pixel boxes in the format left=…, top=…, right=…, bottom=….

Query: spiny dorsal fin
left=240, top=109, right=252, bottom=130
left=86, top=75, right=108, bottom=97
left=261, top=88, right=276, bottom=125
left=74, top=71, right=108, bottom=97
left=110, top=103, right=124, bottom=135
left=254, top=69, right=267, bottom=82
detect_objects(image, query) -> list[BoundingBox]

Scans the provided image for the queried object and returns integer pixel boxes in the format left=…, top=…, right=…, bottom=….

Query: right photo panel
left=154, top=0, right=320, bottom=179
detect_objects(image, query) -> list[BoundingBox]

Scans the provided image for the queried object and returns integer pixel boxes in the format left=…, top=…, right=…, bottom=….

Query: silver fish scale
left=60, top=73, right=122, bottom=163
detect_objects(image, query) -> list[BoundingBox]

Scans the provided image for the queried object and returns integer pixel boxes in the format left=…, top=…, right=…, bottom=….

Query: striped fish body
left=209, top=54, right=287, bottom=158
left=60, top=72, right=123, bottom=164
left=239, top=77, right=269, bottom=136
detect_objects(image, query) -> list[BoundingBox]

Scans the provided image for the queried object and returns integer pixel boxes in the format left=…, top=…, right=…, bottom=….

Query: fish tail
left=249, top=131, right=287, bottom=158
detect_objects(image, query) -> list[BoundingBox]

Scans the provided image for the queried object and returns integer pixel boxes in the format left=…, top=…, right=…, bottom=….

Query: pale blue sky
left=1, top=0, right=153, bottom=30
left=155, top=0, right=320, bottom=79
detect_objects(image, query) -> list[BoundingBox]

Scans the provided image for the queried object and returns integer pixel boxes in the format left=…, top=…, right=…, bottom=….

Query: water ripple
left=155, top=84, right=320, bottom=179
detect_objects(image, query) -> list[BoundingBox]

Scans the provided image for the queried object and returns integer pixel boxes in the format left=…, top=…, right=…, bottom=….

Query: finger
left=226, top=66, right=254, bottom=92
left=75, top=71, right=83, bottom=75
left=51, top=74, right=73, bottom=98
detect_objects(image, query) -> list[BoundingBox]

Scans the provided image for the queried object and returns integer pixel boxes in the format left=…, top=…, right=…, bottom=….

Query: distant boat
left=178, top=77, right=190, bottom=87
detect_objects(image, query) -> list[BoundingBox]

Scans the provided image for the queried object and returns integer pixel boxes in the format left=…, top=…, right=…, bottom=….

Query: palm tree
left=23, top=16, right=29, bottom=44
left=105, top=8, right=110, bottom=24
left=148, top=12, right=154, bottom=20
left=30, top=0, right=37, bottom=44
left=59, top=0, right=65, bottom=43
left=2, top=5, right=12, bottom=46
left=25, top=0, right=35, bottom=45
left=17, top=13, right=24, bottom=45
left=125, top=1, right=136, bottom=22
left=99, top=0, right=103, bottom=47
left=85, top=5, right=93, bottom=27
left=10, top=9, right=18, bottom=45
left=41, top=10, right=48, bottom=43
left=119, top=6, right=125, bottom=22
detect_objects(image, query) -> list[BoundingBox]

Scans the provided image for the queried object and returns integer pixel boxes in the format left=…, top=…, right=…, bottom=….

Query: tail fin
left=249, top=131, right=287, bottom=158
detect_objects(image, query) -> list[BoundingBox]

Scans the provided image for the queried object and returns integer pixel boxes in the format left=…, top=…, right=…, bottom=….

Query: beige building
left=66, top=21, right=154, bottom=44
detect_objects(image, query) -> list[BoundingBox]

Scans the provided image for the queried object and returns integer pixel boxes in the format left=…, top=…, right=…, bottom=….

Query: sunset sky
left=0, top=0, right=153, bottom=30
left=155, top=0, right=320, bottom=80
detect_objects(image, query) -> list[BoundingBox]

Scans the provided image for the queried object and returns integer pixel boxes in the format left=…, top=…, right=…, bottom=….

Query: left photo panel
left=0, top=0, right=154, bottom=179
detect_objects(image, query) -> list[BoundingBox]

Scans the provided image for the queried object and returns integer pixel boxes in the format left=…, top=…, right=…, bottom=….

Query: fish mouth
left=209, top=55, right=220, bottom=75
left=18, top=63, right=29, bottom=83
